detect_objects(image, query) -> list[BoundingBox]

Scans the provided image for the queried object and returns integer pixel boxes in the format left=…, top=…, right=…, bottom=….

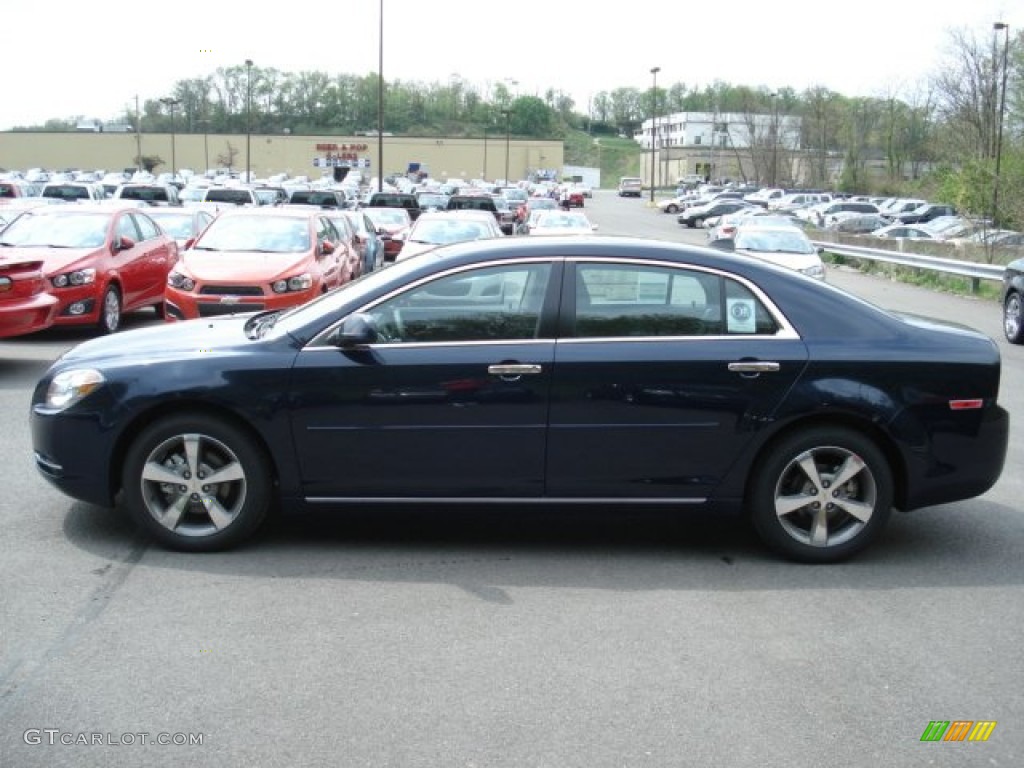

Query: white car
left=528, top=211, right=598, bottom=236
left=392, top=210, right=504, bottom=261
left=723, top=224, right=826, bottom=280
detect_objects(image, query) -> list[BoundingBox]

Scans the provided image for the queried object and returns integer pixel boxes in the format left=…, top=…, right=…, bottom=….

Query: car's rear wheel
left=121, top=414, right=272, bottom=552
left=749, top=427, right=893, bottom=563
left=98, top=285, right=122, bottom=334
left=1004, top=291, right=1024, bottom=344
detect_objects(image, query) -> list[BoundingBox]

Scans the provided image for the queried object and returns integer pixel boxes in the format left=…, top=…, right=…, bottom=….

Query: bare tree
left=932, top=27, right=1002, bottom=160
left=216, top=142, right=239, bottom=171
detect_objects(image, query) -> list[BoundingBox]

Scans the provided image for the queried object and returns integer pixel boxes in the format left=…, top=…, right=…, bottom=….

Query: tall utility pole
left=159, top=97, right=180, bottom=177
left=134, top=95, right=143, bottom=172
left=649, top=66, right=660, bottom=203
left=377, top=0, right=384, bottom=194
left=992, top=21, right=1010, bottom=228
left=245, top=59, right=254, bottom=181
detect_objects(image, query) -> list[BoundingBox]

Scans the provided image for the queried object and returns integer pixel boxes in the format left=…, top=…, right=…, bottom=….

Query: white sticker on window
left=727, top=298, right=756, bottom=333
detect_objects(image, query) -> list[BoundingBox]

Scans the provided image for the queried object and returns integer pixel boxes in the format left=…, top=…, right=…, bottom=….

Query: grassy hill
left=563, top=131, right=642, bottom=189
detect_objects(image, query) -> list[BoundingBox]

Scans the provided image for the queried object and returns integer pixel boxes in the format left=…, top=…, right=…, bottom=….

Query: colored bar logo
left=921, top=721, right=997, bottom=742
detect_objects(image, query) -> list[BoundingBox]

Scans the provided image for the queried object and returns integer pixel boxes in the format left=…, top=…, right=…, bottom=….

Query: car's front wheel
left=121, top=414, right=273, bottom=552
left=748, top=427, right=893, bottom=563
left=98, top=285, right=122, bottom=333
left=1004, top=291, right=1024, bottom=344
left=666, top=204, right=678, bottom=213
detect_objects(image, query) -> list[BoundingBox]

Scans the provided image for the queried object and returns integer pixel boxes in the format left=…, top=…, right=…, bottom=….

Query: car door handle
left=488, top=364, right=543, bottom=376
left=728, top=361, right=780, bottom=373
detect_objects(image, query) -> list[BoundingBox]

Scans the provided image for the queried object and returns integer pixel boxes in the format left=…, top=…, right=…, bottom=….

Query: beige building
left=0, top=132, right=564, bottom=183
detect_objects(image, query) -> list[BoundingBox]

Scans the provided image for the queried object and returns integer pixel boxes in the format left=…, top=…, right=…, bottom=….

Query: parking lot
left=2, top=191, right=1022, bottom=767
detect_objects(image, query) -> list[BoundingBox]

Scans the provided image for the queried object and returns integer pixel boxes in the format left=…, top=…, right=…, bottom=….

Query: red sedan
left=0, top=205, right=178, bottom=333
left=362, top=207, right=412, bottom=263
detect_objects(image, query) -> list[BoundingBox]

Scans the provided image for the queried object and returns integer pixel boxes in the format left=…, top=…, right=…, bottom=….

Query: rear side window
left=573, top=264, right=779, bottom=338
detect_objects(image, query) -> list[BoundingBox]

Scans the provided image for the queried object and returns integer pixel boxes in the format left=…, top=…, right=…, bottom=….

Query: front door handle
left=488, top=364, right=543, bottom=376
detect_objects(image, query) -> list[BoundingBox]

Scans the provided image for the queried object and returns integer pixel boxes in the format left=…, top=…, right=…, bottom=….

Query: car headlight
left=45, top=369, right=105, bottom=410
left=271, top=273, right=313, bottom=293
left=167, top=271, right=195, bottom=291
left=51, top=268, right=96, bottom=288
left=801, top=264, right=826, bottom=279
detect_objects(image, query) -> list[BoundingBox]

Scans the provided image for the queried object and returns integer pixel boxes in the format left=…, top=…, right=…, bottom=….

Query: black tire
left=98, top=284, right=122, bottom=334
left=748, top=426, right=893, bottom=563
left=666, top=204, right=678, bottom=213
left=121, top=413, right=273, bottom=552
left=1004, top=291, right=1024, bottom=344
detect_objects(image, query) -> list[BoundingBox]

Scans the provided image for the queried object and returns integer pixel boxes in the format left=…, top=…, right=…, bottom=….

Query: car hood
left=179, top=250, right=311, bottom=280
left=54, top=314, right=261, bottom=368
left=1, top=246, right=101, bottom=273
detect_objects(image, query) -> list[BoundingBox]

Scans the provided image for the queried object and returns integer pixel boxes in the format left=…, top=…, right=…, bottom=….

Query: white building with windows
left=635, top=111, right=804, bottom=187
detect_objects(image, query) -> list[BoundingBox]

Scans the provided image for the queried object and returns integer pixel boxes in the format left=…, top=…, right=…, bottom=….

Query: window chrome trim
left=303, top=253, right=802, bottom=349
left=306, top=496, right=708, bottom=505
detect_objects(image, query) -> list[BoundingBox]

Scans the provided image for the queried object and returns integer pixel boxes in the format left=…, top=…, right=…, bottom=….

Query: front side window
left=365, top=263, right=552, bottom=344
left=117, top=213, right=140, bottom=242
left=132, top=213, right=160, bottom=241
left=573, top=264, right=778, bottom=338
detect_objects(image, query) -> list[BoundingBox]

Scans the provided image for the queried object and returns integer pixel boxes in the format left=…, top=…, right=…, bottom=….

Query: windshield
left=193, top=216, right=310, bottom=253
left=409, top=219, right=495, bottom=245
left=0, top=212, right=109, bottom=247
left=272, top=252, right=432, bottom=337
left=364, top=209, right=409, bottom=227
left=148, top=213, right=194, bottom=239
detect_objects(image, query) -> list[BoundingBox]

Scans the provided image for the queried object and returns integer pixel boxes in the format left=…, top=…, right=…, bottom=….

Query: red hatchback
left=0, top=257, right=59, bottom=338
left=0, top=205, right=178, bottom=333
left=164, top=208, right=348, bottom=321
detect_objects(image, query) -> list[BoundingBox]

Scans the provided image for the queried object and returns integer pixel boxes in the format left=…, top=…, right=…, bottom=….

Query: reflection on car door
left=545, top=261, right=809, bottom=500
left=289, top=261, right=562, bottom=498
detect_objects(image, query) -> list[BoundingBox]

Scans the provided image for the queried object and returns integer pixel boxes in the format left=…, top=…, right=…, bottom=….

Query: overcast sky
left=5, top=0, right=1021, bottom=130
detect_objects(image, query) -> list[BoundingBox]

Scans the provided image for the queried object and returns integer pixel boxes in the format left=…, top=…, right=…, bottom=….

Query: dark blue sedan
left=30, top=236, right=1009, bottom=562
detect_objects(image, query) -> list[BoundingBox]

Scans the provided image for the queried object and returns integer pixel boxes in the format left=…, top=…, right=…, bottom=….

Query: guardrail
left=809, top=239, right=1006, bottom=293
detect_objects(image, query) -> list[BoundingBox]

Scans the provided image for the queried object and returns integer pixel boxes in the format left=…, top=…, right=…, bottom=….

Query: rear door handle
left=728, top=361, right=780, bottom=373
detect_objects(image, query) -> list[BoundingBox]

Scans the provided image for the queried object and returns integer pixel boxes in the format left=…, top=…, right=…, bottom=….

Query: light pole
left=482, top=109, right=489, bottom=181
left=770, top=92, right=779, bottom=187
left=245, top=59, right=253, bottom=181
left=377, top=0, right=384, bottom=194
left=992, top=22, right=1010, bottom=228
left=502, top=108, right=511, bottom=184
left=159, top=97, right=180, bottom=177
left=197, top=119, right=210, bottom=173
left=134, top=94, right=142, bottom=172
left=649, top=66, right=660, bottom=203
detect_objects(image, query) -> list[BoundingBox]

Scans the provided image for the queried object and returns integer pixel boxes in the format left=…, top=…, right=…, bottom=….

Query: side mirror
left=320, top=240, right=335, bottom=255
left=333, top=313, right=379, bottom=347
left=114, top=235, right=136, bottom=251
